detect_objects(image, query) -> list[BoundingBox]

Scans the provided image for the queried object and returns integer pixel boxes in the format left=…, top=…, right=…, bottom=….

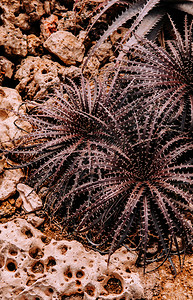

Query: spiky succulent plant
left=85, top=0, right=193, bottom=62
left=120, top=16, right=193, bottom=130
left=6, top=74, right=130, bottom=215
left=62, top=112, right=193, bottom=273
left=4, top=68, right=193, bottom=272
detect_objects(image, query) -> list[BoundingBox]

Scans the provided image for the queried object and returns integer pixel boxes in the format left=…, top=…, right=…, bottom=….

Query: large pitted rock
left=0, top=218, right=144, bottom=299
left=44, top=31, right=85, bottom=65
left=15, top=56, right=66, bottom=99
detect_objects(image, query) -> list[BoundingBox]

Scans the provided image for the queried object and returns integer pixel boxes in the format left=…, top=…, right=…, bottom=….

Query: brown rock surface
left=44, top=31, right=85, bottom=65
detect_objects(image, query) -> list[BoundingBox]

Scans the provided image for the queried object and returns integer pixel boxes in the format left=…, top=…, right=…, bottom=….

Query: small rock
left=27, top=34, right=43, bottom=56
left=0, top=0, right=20, bottom=25
left=15, top=196, right=23, bottom=208
left=44, top=31, right=85, bottom=65
left=0, top=155, right=5, bottom=174
left=0, top=25, right=27, bottom=57
left=15, top=56, right=66, bottom=100
left=78, top=30, right=87, bottom=43
left=0, top=169, right=24, bottom=201
left=57, top=11, right=77, bottom=31
left=0, top=56, right=14, bottom=84
left=8, top=198, right=15, bottom=205
left=22, top=0, right=45, bottom=22
left=0, top=87, right=31, bottom=148
left=0, top=200, right=16, bottom=217
left=14, top=13, right=30, bottom=31
left=94, top=42, right=113, bottom=63
left=64, top=65, right=81, bottom=79
left=44, top=1, right=51, bottom=15
left=82, top=56, right=100, bottom=77
left=17, top=183, right=42, bottom=213
left=27, top=214, right=45, bottom=227
left=41, top=15, right=58, bottom=39
left=110, top=27, right=129, bottom=45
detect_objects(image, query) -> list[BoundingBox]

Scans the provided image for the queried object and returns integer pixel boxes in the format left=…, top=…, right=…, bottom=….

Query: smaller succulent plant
left=121, top=16, right=193, bottom=130
left=5, top=74, right=130, bottom=216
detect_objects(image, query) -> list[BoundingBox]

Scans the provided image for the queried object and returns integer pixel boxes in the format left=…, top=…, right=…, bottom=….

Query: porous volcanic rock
left=0, top=218, right=144, bottom=299
left=0, top=25, right=27, bottom=57
left=15, top=56, right=66, bottom=99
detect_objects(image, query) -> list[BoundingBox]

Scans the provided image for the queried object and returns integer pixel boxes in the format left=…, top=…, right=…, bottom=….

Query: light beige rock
left=0, top=169, right=23, bottom=201
left=0, top=25, right=27, bottom=57
left=78, top=30, right=87, bottom=43
left=0, top=0, right=21, bottom=25
left=0, top=87, right=31, bottom=148
left=0, top=218, right=144, bottom=299
left=27, top=214, right=45, bottom=228
left=15, top=56, right=66, bottom=99
left=44, top=1, right=51, bottom=15
left=44, top=31, right=85, bottom=65
left=17, top=184, right=42, bottom=213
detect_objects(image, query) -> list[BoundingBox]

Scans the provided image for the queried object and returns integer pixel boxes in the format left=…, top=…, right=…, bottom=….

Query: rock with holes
left=0, top=25, right=27, bottom=57
left=0, top=0, right=29, bottom=30
left=15, top=56, right=66, bottom=100
left=0, top=218, right=144, bottom=299
left=44, top=31, right=85, bottom=65
left=22, top=0, right=45, bottom=22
